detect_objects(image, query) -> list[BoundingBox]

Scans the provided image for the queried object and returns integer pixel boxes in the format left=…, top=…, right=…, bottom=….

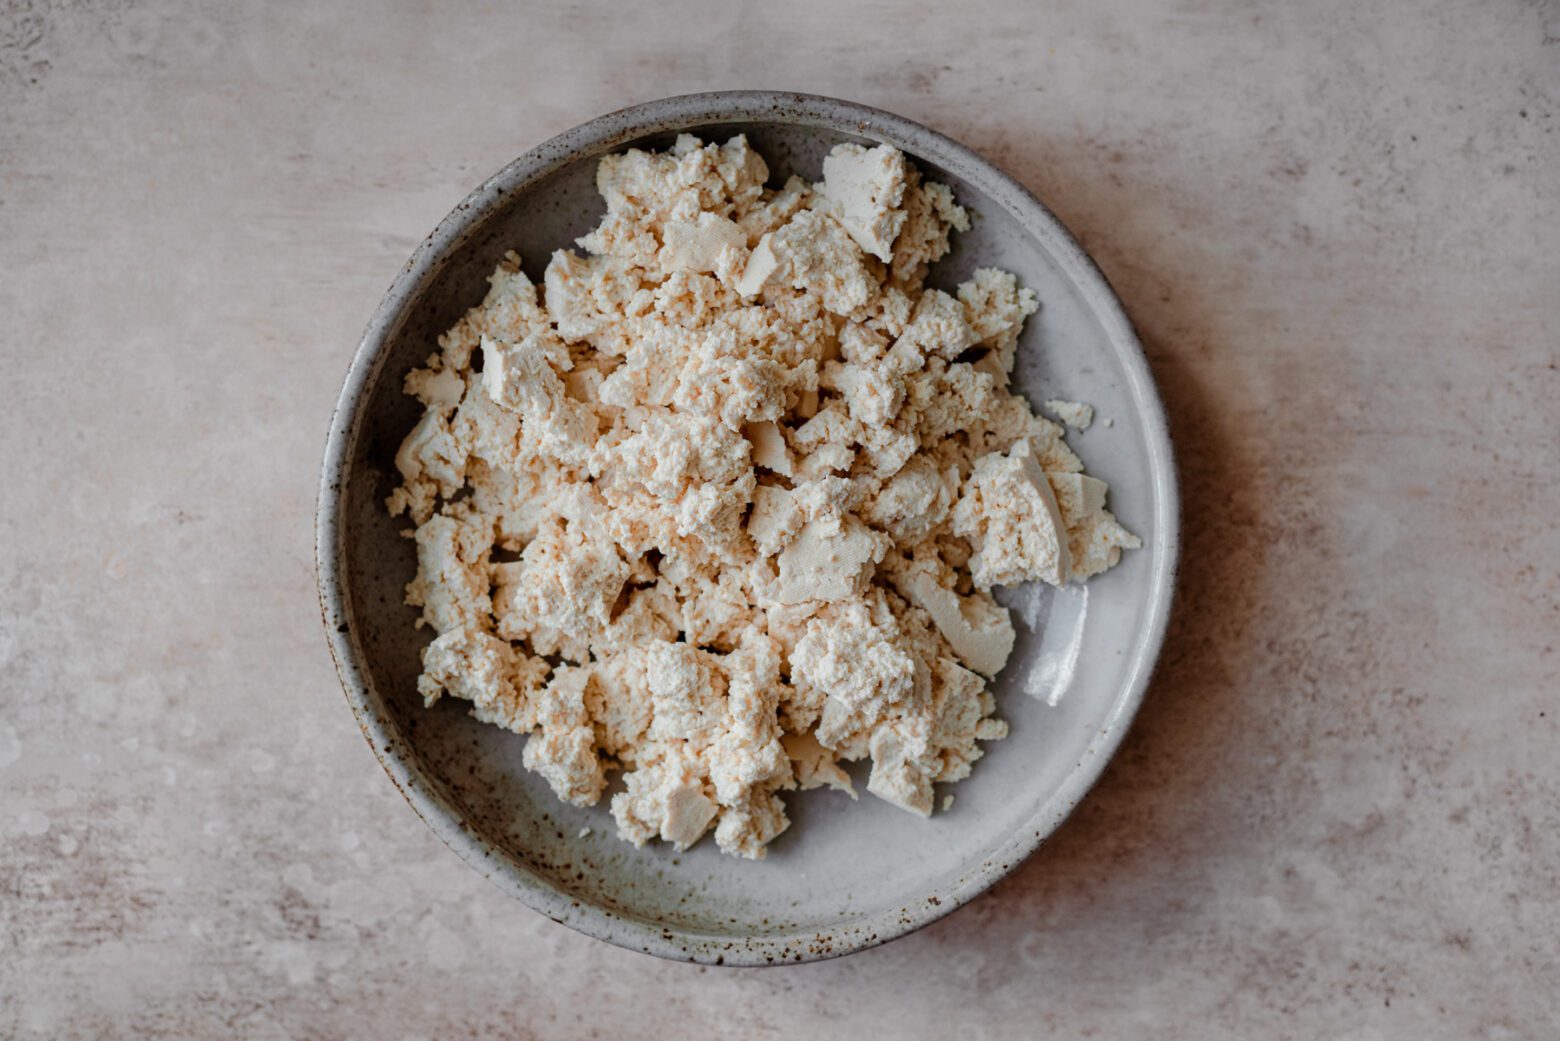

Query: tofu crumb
left=386, top=136, right=1138, bottom=860
left=1044, top=398, right=1094, bottom=431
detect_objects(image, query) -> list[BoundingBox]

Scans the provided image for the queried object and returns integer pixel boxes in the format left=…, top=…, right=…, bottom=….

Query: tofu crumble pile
left=388, top=135, right=1139, bottom=859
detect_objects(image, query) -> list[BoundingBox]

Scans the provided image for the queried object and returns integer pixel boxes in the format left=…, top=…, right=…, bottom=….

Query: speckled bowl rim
left=316, top=90, right=1179, bottom=966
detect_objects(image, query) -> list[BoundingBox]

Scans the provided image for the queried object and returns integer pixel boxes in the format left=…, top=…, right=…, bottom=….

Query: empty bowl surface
left=316, top=91, right=1178, bottom=965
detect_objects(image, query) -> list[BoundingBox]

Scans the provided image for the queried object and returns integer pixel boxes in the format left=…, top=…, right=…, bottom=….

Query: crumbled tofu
left=818, top=143, right=910, bottom=262
left=782, top=731, right=857, bottom=797
left=747, top=484, right=805, bottom=557
left=953, top=439, right=1073, bottom=589
left=738, top=210, right=878, bottom=315
left=959, top=267, right=1039, bottom=377
left=734, top=233, right=781, bottom=297
left=522, top=665, right=607, bottom=806
left=897, top=289, right=977, bottom=363
left=611, top=742, right=720, bottom=851
left=392, top=411, right=464, bottom=523
left=418, top=627, right=546, bottom=733
left=644, top=642, right=726, bottom=744
left=1045, top=398, right=1094, bottom=431
left=483, top=332, right=571, bottom=414
left=746, top=420, right=792, bottom=475
left=792, top=602, right=918, bottom=736
left=405, top=514, right=492, bottom=634
left=889, top=555, right=1016, bottom=677
left=867, top=728, right=934, bottom=816
left=386, top=136, right=1137, bottom=860
left=1047, top=471, right=1143, bottom=581
left=775, top=518, right=886, bottom=604
left=865, top=459, right=957, bottom=544
left=661, top=212, right=747, bottom=274
left=497, top=519, right=627, bottom=654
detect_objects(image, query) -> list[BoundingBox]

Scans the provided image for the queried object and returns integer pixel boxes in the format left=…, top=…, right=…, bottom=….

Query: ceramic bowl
left=316, top=91, right=1178, bottom=965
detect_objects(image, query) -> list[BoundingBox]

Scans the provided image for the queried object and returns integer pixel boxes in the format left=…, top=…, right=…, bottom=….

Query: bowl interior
left=335, top=114, right=1170, bottom=958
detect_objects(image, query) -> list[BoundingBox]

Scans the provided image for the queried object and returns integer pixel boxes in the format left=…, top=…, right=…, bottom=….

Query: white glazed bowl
left=316, top=91, right=1178, bottom=965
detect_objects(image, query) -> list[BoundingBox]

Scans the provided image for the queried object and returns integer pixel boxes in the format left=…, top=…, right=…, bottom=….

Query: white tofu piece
left=952, top=439, right=1073, bottom=589
left=775, top=518, right=886, bottom=604
left=1044, top=398, right=1094, bottom=431
left=661, top=212, right=746, bottom=273
left=818, top=142, right=910, bottom=262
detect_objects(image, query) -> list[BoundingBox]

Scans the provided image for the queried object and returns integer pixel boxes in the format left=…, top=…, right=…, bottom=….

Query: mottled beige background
left=2, top=0, right=1556, bottom=1037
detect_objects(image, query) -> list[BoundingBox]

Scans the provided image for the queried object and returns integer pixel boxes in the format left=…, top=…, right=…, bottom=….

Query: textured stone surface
left=1, top=1, right=1555, bottom=1037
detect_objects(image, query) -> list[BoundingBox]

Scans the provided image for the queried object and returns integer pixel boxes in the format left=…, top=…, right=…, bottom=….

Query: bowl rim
left=315, top=89, right=1180, bottom=966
